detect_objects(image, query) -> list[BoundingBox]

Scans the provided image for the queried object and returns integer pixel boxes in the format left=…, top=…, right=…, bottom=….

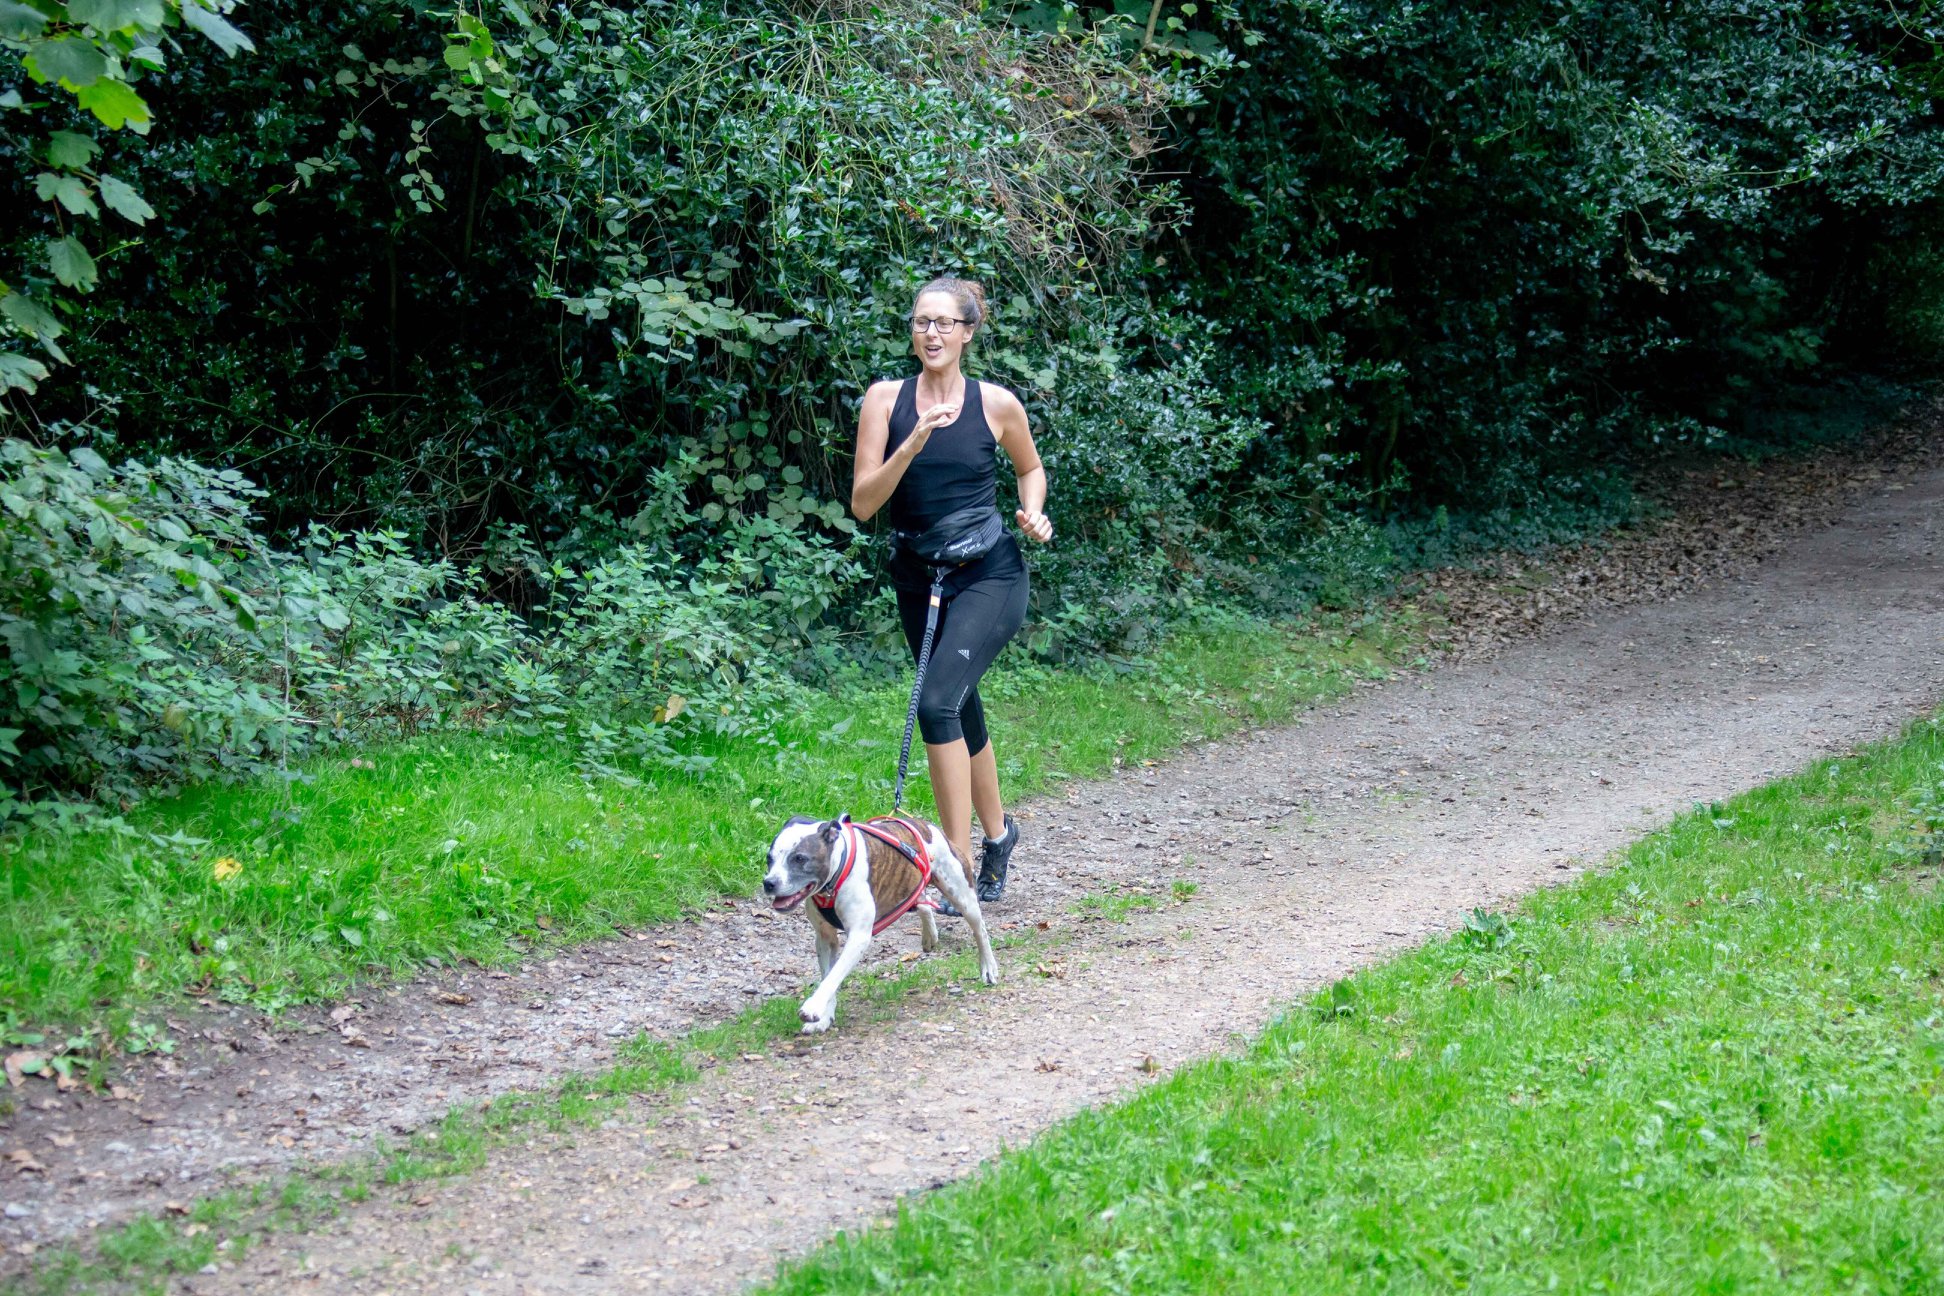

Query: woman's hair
left=915, top=276, right=988, bottom=329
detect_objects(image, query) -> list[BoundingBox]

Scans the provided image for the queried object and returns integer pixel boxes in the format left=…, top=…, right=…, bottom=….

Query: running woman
left=850, top=277, right=1053, bottom=904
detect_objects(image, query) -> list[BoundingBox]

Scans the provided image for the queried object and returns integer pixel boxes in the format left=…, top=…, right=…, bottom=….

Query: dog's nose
left=761, top=874, right=779, bottom=895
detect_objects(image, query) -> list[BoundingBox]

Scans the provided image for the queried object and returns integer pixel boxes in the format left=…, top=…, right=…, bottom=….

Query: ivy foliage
left=1165, top=0, right=1944, bottom=504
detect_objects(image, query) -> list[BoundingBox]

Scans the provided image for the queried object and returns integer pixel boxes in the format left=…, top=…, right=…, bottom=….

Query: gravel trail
left=3, top=421, right=1941, bottom=1290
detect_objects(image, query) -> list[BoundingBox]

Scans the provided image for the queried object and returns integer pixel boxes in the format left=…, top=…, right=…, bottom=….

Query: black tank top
left=883, top=376, right=1024, bottom=592
left=885, top=377, right=999, bottom=533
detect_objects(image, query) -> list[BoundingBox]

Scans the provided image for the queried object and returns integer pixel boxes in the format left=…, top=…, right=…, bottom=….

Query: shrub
left=0, top=441, right=860, bottom=811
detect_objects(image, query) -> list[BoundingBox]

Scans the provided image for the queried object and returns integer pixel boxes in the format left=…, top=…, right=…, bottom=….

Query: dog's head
left=762, top=816, right=844, bottom=913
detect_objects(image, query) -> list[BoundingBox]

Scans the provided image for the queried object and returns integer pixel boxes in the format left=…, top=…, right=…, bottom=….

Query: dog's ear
left=818, top=818, right=842, bottom=843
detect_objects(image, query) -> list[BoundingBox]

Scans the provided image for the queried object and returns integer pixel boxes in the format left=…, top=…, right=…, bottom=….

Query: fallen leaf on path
left=1035, top=1058, right=1062, bottom=1073
left=3, top=1052, right=45, bottom=1088
left=329, top=1005, right=357, bottom=1024
left=1134, top=1055, right=1160, bottom=1074
left=7, top=1150, right=46, bottom=1174
left=430, top=990, right=472, bottom=1006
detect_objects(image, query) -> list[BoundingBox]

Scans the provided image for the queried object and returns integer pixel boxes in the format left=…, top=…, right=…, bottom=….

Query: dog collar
left=814, top=815, right=860, bottom=901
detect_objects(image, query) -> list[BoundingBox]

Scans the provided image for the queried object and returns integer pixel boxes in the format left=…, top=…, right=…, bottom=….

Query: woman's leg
left=922, top=737, right=975, bottom=869
left=969, top=738, right=1004, bottom=841
left=897, top=570, right=1028, bottom=868
left=896, top=589, right=973, bottom=864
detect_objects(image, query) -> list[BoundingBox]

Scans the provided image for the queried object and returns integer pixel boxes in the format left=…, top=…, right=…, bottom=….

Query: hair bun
left=915, top=275, right=991, bottom=328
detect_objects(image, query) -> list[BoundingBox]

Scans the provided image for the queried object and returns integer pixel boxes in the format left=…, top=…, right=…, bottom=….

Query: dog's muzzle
left=764, top=871, right=818, bottom=912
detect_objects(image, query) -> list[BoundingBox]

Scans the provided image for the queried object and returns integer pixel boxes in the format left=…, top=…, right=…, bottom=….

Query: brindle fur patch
left=808, top=818, right=971, bottom=938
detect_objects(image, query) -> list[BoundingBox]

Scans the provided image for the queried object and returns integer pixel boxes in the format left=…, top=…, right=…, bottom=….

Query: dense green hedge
left=1168, top=0, right=1944, bottom=507
left=9, top=0, right=1938, bottom=548
left=3, top=0, right=1941, bottom=806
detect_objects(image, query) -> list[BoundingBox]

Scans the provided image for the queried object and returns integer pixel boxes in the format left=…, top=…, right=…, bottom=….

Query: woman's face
left=910, top=290, right=973, bottom=373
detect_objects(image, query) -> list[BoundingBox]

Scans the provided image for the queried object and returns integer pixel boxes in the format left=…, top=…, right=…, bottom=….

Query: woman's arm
left=985, top=383, right=1053, bottom=544
left=850, top=381, right=960, bottom=521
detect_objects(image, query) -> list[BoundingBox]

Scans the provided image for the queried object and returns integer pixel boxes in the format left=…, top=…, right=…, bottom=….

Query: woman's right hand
left=901, top=402, right=960, bottom=459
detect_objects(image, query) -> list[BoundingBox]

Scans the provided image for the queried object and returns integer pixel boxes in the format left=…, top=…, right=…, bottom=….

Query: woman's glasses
left=910, top=316, right=970, bottom=336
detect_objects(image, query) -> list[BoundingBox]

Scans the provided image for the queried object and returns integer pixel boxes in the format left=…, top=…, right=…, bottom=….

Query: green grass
left=764, top=718, right=1944, bottom=1295
left=0, top=611, right=1405, bottom=1040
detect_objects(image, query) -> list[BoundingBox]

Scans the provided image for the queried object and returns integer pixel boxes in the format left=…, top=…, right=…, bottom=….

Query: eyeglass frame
left=909, top=315, right=972, bottom=336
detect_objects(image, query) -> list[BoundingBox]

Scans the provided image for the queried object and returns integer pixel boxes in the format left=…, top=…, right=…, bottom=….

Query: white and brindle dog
left=763, top=814, right=1000, bottom=1032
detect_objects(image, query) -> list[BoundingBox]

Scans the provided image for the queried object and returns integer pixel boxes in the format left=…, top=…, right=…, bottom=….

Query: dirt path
left=3, top=420, right=1941, bottom=1288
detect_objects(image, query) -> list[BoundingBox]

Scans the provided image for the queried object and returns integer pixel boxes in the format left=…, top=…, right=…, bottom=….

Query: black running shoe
left=976, top=815, right=1019, bottom=903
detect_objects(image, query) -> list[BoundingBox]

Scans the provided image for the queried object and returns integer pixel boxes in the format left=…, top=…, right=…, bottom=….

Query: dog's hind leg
left=918, top=906, right=939, bottom=953
left=928, top=844, right=1000, bottom=986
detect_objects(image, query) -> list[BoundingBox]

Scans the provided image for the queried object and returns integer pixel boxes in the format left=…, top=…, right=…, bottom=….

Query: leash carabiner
left=891, top=567, right=948, bottom=813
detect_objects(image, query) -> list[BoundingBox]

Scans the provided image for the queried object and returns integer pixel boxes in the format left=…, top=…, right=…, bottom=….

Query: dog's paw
left=798, top=1002, right=834, bottom=1033
left=979, top=958, right=1000, bottom=986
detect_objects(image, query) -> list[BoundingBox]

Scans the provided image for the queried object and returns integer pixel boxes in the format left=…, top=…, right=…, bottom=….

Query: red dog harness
left=811, top=814, right=939, bottom=936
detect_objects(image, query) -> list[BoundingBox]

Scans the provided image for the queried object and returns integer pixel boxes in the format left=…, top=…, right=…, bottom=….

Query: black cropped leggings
left=895, top=567, right=1029, bottom=755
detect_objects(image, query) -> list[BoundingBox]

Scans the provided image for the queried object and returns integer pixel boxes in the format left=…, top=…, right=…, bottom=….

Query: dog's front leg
left=799, top=876, right=876, bottom=1033
left=814, top=921, right=838, bottom=978
left=918, top=906, right=939, bottom=953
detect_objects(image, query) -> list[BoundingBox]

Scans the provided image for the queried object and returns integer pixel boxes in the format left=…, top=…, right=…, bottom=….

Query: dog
left=763, top=814, right=1000, bottom=1032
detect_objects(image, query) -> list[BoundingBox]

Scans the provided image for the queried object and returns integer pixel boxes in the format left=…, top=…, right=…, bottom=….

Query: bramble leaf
left=25, top=38, right=111, bottom=88
left=68, top=0, right=169, bottom=29
left=45, top=131, right=100, bottom=169
left=0, top=354, right=50, bottom=394
left=49, top=238, right=101, bottom=292
left=34, top=172, right=99, bottom=218
left=98, top=175, right=156, bottom=224
left=75, top=77, right=151, bottom=130
left=179, top=2, right=255, bottom=56
left=0, top=1, right=48, bottom=39
left=0, top=293, right=62, bottom=341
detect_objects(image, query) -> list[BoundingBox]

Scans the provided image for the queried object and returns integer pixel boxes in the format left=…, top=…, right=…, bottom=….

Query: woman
left=850, top=276, right=1053, bottom=905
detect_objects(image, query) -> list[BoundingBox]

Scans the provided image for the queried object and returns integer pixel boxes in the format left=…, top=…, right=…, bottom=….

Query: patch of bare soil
left=2, top=408, right=1940, bottom=1290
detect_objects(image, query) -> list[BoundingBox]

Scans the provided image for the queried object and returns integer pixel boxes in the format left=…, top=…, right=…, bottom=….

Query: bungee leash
left=891, top=566, right=948, bottom=813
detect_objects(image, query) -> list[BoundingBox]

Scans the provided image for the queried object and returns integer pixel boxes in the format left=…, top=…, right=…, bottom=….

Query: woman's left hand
left=1016, top=508, right=1054, bottom=544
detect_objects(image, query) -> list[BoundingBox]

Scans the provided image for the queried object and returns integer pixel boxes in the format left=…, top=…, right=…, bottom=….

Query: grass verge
left=8, top=922, right=1056, bottom=1295
left=764, top=717, right=1944, bottom=1294
left=0, top=609, right=1405, bottom=1040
